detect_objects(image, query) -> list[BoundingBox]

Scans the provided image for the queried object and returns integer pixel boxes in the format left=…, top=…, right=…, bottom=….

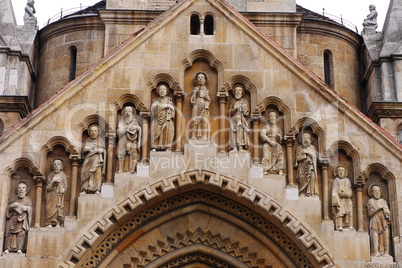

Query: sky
left=10, top=0, right=390, bottom=32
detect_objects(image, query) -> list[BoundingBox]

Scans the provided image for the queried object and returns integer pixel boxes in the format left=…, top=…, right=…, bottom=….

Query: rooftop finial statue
left=362, top=4, right=378, bottom=34
left=24, top=0, right=37, bottom=25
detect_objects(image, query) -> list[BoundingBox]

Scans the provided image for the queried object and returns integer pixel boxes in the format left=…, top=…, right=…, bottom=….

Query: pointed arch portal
left=59, top=170, right=334, bottom=268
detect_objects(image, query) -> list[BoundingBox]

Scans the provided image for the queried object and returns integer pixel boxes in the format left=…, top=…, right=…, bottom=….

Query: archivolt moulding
left=4, top=157, right=42, bottom=177
left=221, top=75, right=258, bottom=110
left=39, top=136, right=79, bottom=174
left=58, top=169, right=335, bottom=268
left=326, top=140, right=360, bottom=180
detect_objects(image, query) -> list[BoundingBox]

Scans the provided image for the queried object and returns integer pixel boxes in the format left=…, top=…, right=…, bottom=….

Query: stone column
left=200, top=18, right=205, bottom=35
left=321, top=161, right=330, bottom=221
left=174, top=93, right=184, bottom=152
left=217, top=92, right=228, bottom=153
left=356, top=182, right=364, bottom=232
left=285, top=137, right=295, bottom=186
left=69, top=155, right=80, bottom=216
left=251, top=115, right=261, bottom=164
left=140, top=112, right=150, bottom=164
left=106, top=133, right=115, bottom=183
left=33, top=176, right=45, bottom=228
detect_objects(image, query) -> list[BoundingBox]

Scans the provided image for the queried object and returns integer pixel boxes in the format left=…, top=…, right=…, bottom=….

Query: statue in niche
left=190, top=72, right=211, bottom=140
left=295, top=132, right=318, bottom=197
left=363, top=4, right=378, bottom=29
left=261, top=111, right=284, bottom=175
left=151, top=84, right=175, bottom=151
left=117, top=106, right=141, bottom=173
left=81, top=124, right=106, bottom=193
left=331, top=166, right=353, bottom=231
left=229, top=85, right=250, bottom=152
left=3, top=181, right=32, bottom=254
left=46, top=159, right=67, bottom=227
left=367, top=185, right=391, bottom=257
left=23, top=0, right=37, bottom=23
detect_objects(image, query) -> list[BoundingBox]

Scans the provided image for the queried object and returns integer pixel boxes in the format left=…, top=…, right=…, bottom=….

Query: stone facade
left=0, top=0, right=402, bottom=267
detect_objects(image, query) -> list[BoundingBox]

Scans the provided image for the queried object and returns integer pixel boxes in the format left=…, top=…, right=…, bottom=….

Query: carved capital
left=173, top=91, right=185, bottom=102
left=217, top=91, right=229, bottom=103
left=33, top=175, right=45, bottom=186
left=69, top=154, right=81, bottom=165
left=140, top=111, right=151, bottom=122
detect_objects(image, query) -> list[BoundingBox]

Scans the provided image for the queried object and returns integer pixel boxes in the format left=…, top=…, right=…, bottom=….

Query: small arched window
left=190, top=14, right=200, bottom=35
left=323, top=50, right=334, bottom=88
left=204, top=14, right=214, bottom=35
left=69, top=46, right=77, bottom=81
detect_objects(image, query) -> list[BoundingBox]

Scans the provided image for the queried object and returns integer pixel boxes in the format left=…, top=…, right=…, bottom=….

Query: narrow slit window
left=323, top=50, right=334, bottom=88
left=190, top=14, right=200, bottom=35
left=0, top=118, right=4, bottom=136
left=69, top=46, right=77, bottom=81
left=204, top=15, right=214, bottom=35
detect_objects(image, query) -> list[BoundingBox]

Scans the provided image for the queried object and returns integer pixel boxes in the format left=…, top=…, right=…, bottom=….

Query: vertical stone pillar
left=106, top=133, right=115, bottom=183
left=33, top=176, right=45, bottom=228
left=285, top=137, right=295, bottom=186
left=217, top=92, right=228, bottom=153
left=140, top=112, right=150, bottom=164
left=69, top=155, right=80, bottom=216
left=251, top=115, right=261, bottom=164
left=174, top=93, right=184, bottom=152
left=200, top=18, right=205, bottom=35
left=356, top=182, right=364, bottom=231
left=321, top=161, right=330, bottom=221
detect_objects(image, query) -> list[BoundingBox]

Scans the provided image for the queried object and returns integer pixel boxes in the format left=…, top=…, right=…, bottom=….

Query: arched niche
left=256, top=96, right=291, bottom=135
left=59, top=170, right=335, bottom=268
left=221, top=75, right=257, bottom=109
left=146, top=73, right=182, bottom=102
left=325, top=140, right=360, bottom=229
left=77, top=115, right=113, bottom=137
left=4, top=158, right=42, bottom=226
left=292, top=117, right=325, bottom=153
left=359, top=164, right=399, bottom=238
left=40, top=137, right=78, bottom=226
left=180, top=49, right=224, bottom=91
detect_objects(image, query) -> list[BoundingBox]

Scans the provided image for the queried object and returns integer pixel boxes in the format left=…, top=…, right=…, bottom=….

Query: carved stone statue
left=362, top=4, right=378, bottom=34
left=367, top=185, right=391, bottom=257
left=190, top=72, right=211, bottom=140
left=332, top=166, right=353, bottom=231
left=151, top=84, right=175, bottom=151
left=24, top=0, right=37, bottom=23
left=3, top=181, right=32, bottom=254
left=81, top=124, right=106, bottom=193
left=229, top=85, right=250, bottom=152
left=261, top=111, right=284, bottom=175
left=46, top=159, right=67, bottom=227
left=117, top=106, right=141, bottom=173
left=295, top=132, right=318, bottom=197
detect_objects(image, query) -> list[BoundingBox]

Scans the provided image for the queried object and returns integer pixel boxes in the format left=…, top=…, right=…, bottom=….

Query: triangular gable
left=1, top=0, right=402, bottom=161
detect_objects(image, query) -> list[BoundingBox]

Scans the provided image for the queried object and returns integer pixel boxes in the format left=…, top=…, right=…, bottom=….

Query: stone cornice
left=99, top=9, right=163, bottom=25
left=0, top=47, right=36, bottom=81
left=242, top=12, right=303, bottom=27
left=366, top=102, right=402, bottom=123
left=0, top=96, right=32, bottom=117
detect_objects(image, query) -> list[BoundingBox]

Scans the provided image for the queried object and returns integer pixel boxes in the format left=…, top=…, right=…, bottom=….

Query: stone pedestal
left=101, top=182, right=114, bottom=198
left=137, top=163, right=150, bottom=177
left=285, top=185, right=299, bottom=200
left=250, top=174, right=285, bottom=202
left=149, top=150, right=186, bottom=180
left=114, top=172, right=150, bottom=198
left=249, top=164, right=263, bottom=179
left=286, top=196, right=321, bottom=223
left=184, top=140, right=218, bottom=171
left=218, top=150, right=250, bottom=179
left=77, top=193, right=114, bottom=222
left=367, top=256, right=396, bottom=267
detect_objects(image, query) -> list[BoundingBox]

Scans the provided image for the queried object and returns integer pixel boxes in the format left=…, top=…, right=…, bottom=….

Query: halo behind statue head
left=334, top=165, right=348, bottom=178
left=232, top=84, right=245, bottom=97
left=194, top=71, right=208, bottom=85
left=121, top=106, right=136, bottom=116
left=368, top=184, right=382, bottom=197
left=15, top=181, right=30, bottom=194
left=88, top=123, right=103, bottom=136
left=298, top=131, right=313, bottom=143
